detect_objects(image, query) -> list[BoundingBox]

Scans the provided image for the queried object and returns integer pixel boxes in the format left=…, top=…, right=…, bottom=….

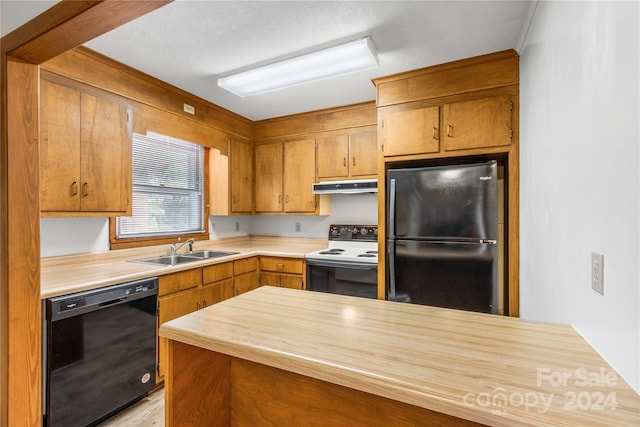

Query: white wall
left=40, top=217, right=110, bottom=257
left=41, top=193, right=377, bottom=256
left=520, top=1, right=639, bottom=392
left=249, top=193, right=378, bottom=237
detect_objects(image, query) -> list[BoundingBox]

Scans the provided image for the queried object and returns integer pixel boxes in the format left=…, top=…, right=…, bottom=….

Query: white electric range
left=305, top=225, right=378, bottom=298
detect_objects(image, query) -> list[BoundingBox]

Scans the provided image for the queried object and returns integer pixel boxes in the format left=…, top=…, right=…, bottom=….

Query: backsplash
left=40, top=193, right=378, bottom=257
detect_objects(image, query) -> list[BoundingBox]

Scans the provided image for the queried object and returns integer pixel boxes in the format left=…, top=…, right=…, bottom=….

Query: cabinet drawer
left=202, top=261, right=233, bottom=284
left=158, top=269, right=202, bottom=296
left=234, top=257, right=257, bottom=275
left=260, top=257, right=304, bottom=274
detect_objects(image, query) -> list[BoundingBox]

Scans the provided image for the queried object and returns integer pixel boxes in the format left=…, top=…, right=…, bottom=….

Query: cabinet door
left=381, top=106, right=439, bottom=157
left=158, top=287, right=201, bottom=379
left=230, top=138, right=253, bottom=213
left=283, top=139, right=316, bottom=213
left=260, top=272, right=282, bottom=287
left=80, top=93, right=131, bottom=213
left=316, top=133, right=349, bottom=179
left=234, top=271, right=259, bottom=296
left=443, top=95, right=513, bottom=151
left=280, top=274, right=304, bottom=290
left=255, top=143, right=283, bottom=212
left=349, top=128, right=377, bottom=177
left=40, top=80, right=82, bottom=211
left=201, top=279, right=234, bottom=308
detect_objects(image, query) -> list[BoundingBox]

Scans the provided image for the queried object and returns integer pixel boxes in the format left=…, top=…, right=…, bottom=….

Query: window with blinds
left=116, top=132, right=204, bottom=239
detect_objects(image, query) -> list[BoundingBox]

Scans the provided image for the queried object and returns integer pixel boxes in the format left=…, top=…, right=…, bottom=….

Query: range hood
left=312, top=179, right=377, bottom=194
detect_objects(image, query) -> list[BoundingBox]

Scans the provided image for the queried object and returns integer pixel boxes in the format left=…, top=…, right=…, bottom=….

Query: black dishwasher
left=43, top=277, right=158, bottom=427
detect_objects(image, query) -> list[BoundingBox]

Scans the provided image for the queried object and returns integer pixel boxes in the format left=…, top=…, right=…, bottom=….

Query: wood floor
left=99, top=387, right=164, bottom=426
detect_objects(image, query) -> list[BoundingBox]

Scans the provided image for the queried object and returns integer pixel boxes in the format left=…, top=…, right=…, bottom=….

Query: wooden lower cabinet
left=164, top=342, right=478, bottom=427
left=158, top=262, right=235, bottom=382
left=233, top=257, right=259, bottom=296
left=259, top=256, right=305, bottom=290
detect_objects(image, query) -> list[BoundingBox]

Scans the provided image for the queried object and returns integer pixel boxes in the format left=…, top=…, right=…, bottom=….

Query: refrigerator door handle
left=479, top=239, right=498, bottom=244
left=388, top=178, right=396, bottom=239
left=387, top=240, right=397, bottom=301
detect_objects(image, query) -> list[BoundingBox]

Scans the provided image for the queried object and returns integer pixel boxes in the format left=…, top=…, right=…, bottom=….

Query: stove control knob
left=373, top=227, right=378, bottom=236
left=360, top=228, right=368, bottom=236
left=330, top=227, right=338, bottom=237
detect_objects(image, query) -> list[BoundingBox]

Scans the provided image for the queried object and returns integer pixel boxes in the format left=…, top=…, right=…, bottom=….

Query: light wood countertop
left=41, top=237, right=327, bottom=298
left=160, top=286, right=639, bottom=427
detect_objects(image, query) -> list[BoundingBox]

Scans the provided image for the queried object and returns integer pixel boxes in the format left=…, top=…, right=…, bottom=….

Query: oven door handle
left=305, top=258, right=378, bottom=270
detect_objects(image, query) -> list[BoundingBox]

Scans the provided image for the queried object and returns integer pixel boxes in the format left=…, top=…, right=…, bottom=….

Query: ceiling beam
left=1, top=0, right=172, bottom=63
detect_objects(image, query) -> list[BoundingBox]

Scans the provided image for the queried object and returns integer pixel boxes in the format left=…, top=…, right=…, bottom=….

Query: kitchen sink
left=130, top=251, right=238, bottom=266
left=186, top=250, right=238, bottom=259
left=131, top=254, right=203, bottom=266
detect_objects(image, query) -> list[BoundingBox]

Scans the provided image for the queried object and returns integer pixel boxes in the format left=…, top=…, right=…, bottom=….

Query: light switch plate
left=591, top=252, right=604, bottom=295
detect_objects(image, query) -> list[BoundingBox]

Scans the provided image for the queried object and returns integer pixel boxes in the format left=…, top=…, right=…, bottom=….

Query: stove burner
left=366, top=250, right=378, bottom=254
left=357, top=253, right=376, bottom=258
left=319, top=251, right=342, bottom=255
left=329, top=248, right=345, bottom=252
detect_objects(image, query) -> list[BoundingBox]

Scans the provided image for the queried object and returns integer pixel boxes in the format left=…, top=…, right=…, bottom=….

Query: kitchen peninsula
left=160, top=286, right=639, bottom=427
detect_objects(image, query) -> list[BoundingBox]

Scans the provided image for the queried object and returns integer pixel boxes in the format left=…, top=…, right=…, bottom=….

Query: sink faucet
left=170, top=238, right=195, bottom=255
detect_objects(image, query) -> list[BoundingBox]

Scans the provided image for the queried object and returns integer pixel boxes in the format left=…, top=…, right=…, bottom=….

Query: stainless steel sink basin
left=130, top=250, right=238, bottom=266
left=186, top=250, right=238, bottom=259
left=131, top=254, right=204, bottom=266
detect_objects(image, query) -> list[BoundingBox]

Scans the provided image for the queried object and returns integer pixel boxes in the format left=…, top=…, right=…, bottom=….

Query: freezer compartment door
left=387, top=161, right=497, bottom=241
left=387, top=240, right=498, bottom=314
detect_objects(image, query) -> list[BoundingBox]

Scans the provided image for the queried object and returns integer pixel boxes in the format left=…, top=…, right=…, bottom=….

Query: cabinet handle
left=278, top=194, right=282, bottom=204
left=447, top=124, right=453, bottom=138
left=81, top=182, right=89, bottom=197
left=71, top=181, right=78, bottom=196
left=276, top=263, right=284, bottom=270
left=343, top=157, right=346, bottom=167
left=202, top=299, right=207, bottom=308
left=432, top=127, right=438, bottom=140
left=285, top=195, right=289, bottom=203
left=232, top=194, right=236, bottom=205
left=353, top=157, right=356, bottom=166
left=196, top=301, right=201, bottom=310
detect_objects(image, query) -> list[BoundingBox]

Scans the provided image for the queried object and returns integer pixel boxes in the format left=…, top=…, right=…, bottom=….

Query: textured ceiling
left=1, top=0, right=535, bottom=121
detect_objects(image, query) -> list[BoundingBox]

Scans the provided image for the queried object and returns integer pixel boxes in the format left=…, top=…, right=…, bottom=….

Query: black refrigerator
left=386, top=161, right=499, bottom=314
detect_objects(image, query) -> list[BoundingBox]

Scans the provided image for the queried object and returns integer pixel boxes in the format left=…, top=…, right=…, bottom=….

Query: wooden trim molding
left=254, top=101, right=376, bottom=141
left=2, top=1, right=171, bottom=63
left=0, top=2, right=174, bottom=426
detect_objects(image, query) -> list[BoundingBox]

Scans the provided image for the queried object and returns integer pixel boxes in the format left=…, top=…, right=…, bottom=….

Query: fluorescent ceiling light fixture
left=218, top=37, right=379, bottom=97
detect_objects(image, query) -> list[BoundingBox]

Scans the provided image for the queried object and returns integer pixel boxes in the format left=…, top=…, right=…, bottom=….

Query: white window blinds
left=116, top=132, right=204, bottom=239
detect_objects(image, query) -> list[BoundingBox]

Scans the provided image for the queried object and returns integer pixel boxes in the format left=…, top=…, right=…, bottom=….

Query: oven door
left=306, top=258, right=378, bottom=299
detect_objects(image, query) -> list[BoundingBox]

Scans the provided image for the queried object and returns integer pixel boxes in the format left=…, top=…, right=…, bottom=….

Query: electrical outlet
left=235, top=222, right=240, bottom=232
left=591, top=252, right=604, bottom=295
left=295, top=222, right=301, bottom=232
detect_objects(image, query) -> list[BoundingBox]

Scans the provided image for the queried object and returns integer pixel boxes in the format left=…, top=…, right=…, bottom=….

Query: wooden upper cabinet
left=255, top=143, right=283, bottom=212
left=40, top=78, right=131, bottom=215
left=316, top=126, right=377, bottom=180
left=40, top=79, right=81, bottom=211
left=230, top=138, right=254, bottom=213
left=80, top=93, right=130, bottom=212
left=349, top=127, right=377, bottom=177
left=317, top=134, right=349, bottom=179
left=443, top=95, right=513, bottom=151
left=283, top=139, right=316, bottom=213
left=380, top=106, right=439, bottom=157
